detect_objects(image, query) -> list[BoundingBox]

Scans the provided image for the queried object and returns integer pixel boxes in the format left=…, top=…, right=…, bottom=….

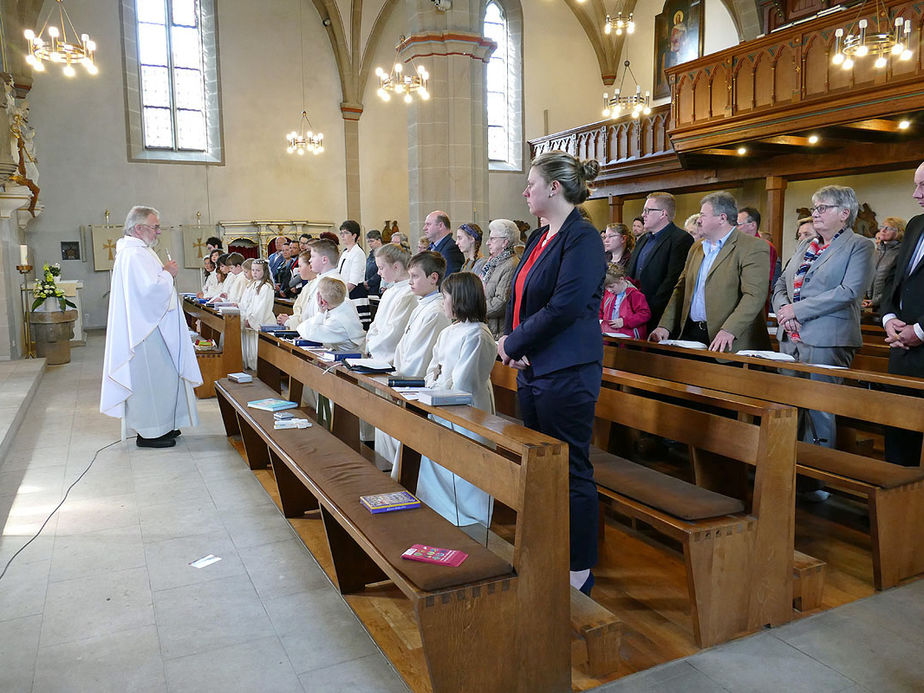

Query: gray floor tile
left=0, top=533, right=55, bottom=566
left=206, top=474, right=274, bottom=511
left=219, top=503, right=300, bottom=549
left=55, top=493, right=139, bottom=535
left=133, top=469, right=212, bottom=510
left=0, top=490, right=61, bottom=538
left=40, top=566, right=154, bottom=647
left=0, top=557, right=49, bottom=622
left=0, top=464, right=66, bottom=500
left=138, top=498, right=225, bottom=543
left=596, top=661, right=729, bottom=692
left=779, top=608, right=924, bottom=693
left=163, top=635, right=302, bottom=693
left=153, top=573, right=276, bottom=659
left=0, top=614, right=41, bottom=692
left=237, top=537, right=328, bottom=601
left=297, top=653, right=408, bottom=692
left=265, top=588, right=379, bottom=675
left=33, top=624, right=166, bottom=693
left=49, top=524, right=146, bottom=583
left=144, top=530, right=246, bottom=592
left=687, top=631, right=855, bottom=693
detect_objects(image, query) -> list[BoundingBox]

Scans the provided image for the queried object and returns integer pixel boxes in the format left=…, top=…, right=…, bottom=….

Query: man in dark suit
left=881, top=161, right=924, bottom=466
left=423, top=210, right=464, bottom=276
left=626, top=191, right=694, bottom=329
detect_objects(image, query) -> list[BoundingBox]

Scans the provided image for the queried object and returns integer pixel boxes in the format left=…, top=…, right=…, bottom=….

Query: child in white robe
left=385, top=252, right=452, bottom=479
left=240, top=259, right=275, bottom=370
left=415, top=272, right=498, bottom=528
left=365, top=244, right=417, bottom=363
left=296, top=277, right=365, bottom=352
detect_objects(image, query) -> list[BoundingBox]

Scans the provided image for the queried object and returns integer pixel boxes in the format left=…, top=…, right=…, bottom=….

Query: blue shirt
left=689, top=227, right=734, bottom=323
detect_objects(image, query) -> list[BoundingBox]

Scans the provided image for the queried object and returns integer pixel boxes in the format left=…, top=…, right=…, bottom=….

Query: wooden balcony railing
left=666, top=0, right=924, bottom=151
left=529, top=104, right=676, bottom=178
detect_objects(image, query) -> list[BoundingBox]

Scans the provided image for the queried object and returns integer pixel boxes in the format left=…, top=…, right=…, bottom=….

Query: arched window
left=483, top=0, right=522, bottom=171
left=121, top=0, right=223, bottom=163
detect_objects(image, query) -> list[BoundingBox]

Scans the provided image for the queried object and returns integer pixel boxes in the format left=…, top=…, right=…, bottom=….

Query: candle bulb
left=20, top=244, right=28, bottom=265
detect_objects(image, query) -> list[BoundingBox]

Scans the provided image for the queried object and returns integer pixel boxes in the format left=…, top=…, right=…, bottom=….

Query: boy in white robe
left=278, top=241, right=341, bottom=329
left=384, top=252, right=452, bottom=479
left=415, top=272, right=498, bottom=528
left=297, top=277, right=365, bottom=352
left=224, top=253, right=248, bottom=304
left=101, top=205, right=202, bottom=448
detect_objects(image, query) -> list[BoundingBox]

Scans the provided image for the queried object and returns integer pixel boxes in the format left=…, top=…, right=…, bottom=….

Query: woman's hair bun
left=581, top=159, right=600, bottom=182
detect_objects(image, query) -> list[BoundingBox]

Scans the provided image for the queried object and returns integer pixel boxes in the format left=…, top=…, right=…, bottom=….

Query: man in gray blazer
left=772, top=185, right=874, bottom=475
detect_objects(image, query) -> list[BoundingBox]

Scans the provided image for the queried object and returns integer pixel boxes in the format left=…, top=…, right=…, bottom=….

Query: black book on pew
left=295, top=339, right=323, bottom=347
left=344, top=358, right=394, bottom=374
left=260, top=325, right=285, bottom=332
left=273, top=331, right=300, bottom=339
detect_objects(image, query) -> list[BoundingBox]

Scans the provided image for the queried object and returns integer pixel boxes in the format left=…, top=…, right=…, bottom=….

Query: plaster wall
left=24, top=0, right=345, bottom=329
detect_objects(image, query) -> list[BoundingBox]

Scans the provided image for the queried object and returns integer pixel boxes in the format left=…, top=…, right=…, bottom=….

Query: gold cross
left=193, top=237, right=206, bottom=255
left=103, top=238, right=116, bottom=261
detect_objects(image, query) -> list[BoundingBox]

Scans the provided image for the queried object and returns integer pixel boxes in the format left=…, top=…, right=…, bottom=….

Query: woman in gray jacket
left=864, top=216, right=904, bottom=312
left=479, top=219, right=519, bottom=339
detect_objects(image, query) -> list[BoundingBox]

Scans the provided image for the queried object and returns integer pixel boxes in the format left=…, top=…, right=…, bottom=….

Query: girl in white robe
left=415, top=272, right=498, bottom=528
left=241, top=259, right=275, bottom=370
left=384, top=253, right=451, bottom=477
left=366, top=244, right=417, bottom=364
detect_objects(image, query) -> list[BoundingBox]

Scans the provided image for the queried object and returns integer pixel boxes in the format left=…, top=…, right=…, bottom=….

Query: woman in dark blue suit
left=497, top=151, right=606, bottom=595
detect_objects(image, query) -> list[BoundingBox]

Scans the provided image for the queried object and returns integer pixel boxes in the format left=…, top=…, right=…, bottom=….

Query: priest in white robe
left=100, top=205, right=202, bottom=448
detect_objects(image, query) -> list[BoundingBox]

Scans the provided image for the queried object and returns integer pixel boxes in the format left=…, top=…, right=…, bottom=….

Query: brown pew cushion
left=590, top=448, right=746, bottom=521
left=217, top=379, right=514, bottom=592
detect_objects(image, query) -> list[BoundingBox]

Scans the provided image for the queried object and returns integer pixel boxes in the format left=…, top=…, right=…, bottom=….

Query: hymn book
left=359, top=490, right=422, bottom=514
left=246, top=398, right=298, bottom=412
left=401, top=544, right=468, bottom=567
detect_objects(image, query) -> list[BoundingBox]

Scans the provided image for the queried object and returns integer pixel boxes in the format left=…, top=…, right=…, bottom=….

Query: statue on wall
left=382, top=220, right=392, bottom=242
left=7, top=91, right=40, bottom=214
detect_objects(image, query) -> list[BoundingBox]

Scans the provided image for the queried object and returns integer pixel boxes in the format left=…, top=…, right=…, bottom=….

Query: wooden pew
left=255, top=333, right=623, bottom=681
left=181, top=298, right=242, bottom=398
left=274, top=296, right=294, bottom=316
left=603, top=338, right=924, bottom=590
left=491, top=362, right=799, bottom=648
left=767, top=316, right=891, bottom=372
left=234, top=334, right=579, bottom=691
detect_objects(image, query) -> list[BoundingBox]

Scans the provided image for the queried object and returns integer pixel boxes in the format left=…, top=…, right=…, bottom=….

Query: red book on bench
left=401, top=544, right=468, bottom=567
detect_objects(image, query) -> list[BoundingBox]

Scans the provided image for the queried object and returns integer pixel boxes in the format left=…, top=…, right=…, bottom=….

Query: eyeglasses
left=139, top=223, right=161, bottom=231
left=642, top=207, right=664, bottom=216
left=488, top=235, right=507, bottom=240
left=809, top=204, right=837, bottom=216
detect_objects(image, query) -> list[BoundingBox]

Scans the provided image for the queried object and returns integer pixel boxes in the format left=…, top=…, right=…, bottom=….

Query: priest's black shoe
left=136, top=433, right=177, bottom=448
left=167, top=430, right=181, bottom=438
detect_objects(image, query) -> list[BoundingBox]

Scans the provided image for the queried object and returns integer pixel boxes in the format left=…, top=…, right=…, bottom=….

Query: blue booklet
left=246, top=398, right=298, bottom=412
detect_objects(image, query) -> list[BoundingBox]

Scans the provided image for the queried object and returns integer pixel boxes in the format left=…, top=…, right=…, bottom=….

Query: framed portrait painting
left=653, top=0, right=704, bottom=99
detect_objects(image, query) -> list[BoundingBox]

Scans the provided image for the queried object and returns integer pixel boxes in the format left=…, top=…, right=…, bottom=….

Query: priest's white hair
left=123, top=205, right=160, bottom=236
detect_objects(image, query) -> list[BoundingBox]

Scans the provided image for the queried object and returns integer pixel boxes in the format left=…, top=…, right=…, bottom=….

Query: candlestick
left=20, top=244, right=28, bottom=265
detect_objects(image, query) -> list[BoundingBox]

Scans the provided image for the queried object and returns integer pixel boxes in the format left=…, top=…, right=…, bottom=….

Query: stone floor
left=0, top=334, right=408, bottom=693
left=1, top=333, right=922, bottom=692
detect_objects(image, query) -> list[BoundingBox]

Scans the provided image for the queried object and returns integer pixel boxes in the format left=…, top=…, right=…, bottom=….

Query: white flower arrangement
left=32, top=263, right=76, bottom=311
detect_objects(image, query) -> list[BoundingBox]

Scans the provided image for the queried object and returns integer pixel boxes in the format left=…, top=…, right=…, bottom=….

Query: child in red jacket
left=599, top=264, right=651, bottom=339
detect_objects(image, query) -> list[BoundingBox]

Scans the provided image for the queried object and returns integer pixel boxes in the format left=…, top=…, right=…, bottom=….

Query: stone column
left=0, top=186, right=34, bottom=360
left=403, top=0, right=495, bottom=238
left=341, top=102, right=363, bottom=221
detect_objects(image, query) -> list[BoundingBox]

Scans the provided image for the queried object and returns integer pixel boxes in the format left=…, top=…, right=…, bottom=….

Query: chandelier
left=831, top=1, right=913, bottom=70
left=602, top=60, right=651, bottom=119
left=285, top=0, right=323, bottom=156
left=286, top=111, right=324, bottom=156
left=375, top=36, right=430, bottom=103
left=24, top=0, right=98, bottom=76
left=604, top=11, right=635, bottom=36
